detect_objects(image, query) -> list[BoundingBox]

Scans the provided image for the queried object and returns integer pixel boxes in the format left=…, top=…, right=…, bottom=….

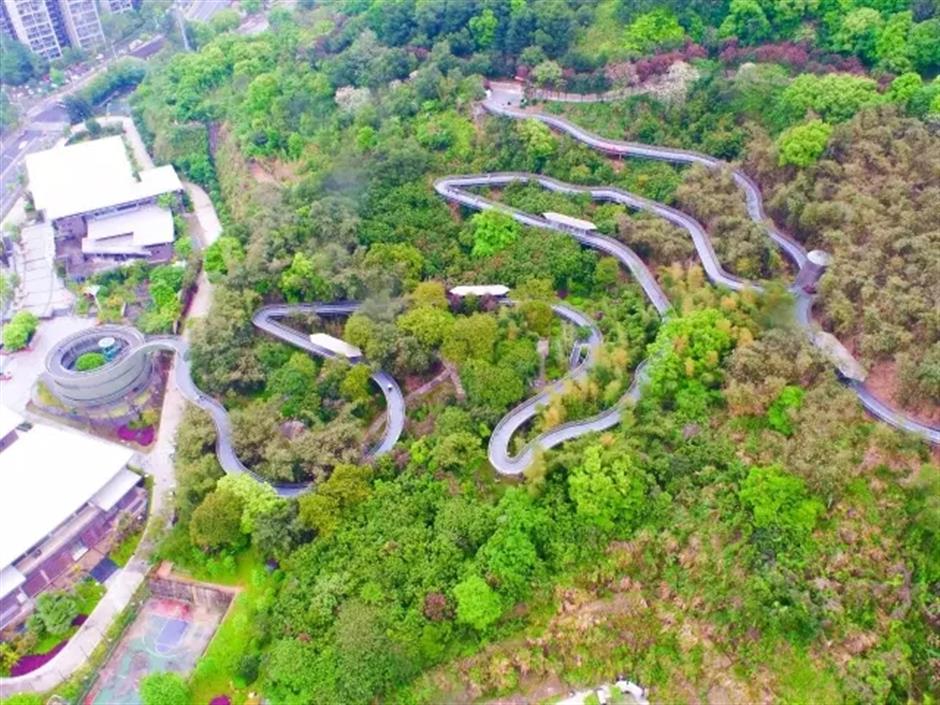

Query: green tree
left=778, top=73, right=882, bottom=124
left=397, top=306, right=454, bottom=347
left=453, top=575, right=502, bottom=631
left=203, top=236, right=244, bottom=281
left=268, top=352, right=320, bottom=422
left=519, top=299, right=553, bottom=336
left=645, top=308, right=736, bottom=419
left=835, top=7, right=883, bottom=63
left=461, top=359, right=526, bottom=414
left=29, top=592, right=78, bottom=636
left=409, top=280, right=448, bottom=309
left=340, top=364, right=373, bottom=403
left=766, top=385, right=806, bottom=435
left=567, top=444, right=649, bottom=534
left=594, top=256, right=620, bottom=291
left=532, top=60, right=563, bottom=88
left=720, top=0, right=772, bottom=44
left=624, top=9, right=686, bottom=53
left=75, top=352, right=107, bottom=371
left=441, top=313, right=499, bottom=363
left=471, top=210, right=521, bottom=258
left=909, top=18, right=940, bottom=73
left=2, top=311, right=38, bottom=351
left=280, top=252, right=328, bottom=303
left=190, top=489, right=245, bottom=551
left=209, top=8, right=240, bottom=33
left=469, top=8, right=498, bottom=49
left=518, top=119, right=556, bottom=167
left=739, top=465, right=823, bottom=553
left=217, top=473, right=282, bottom=534
left=874, top=10, right=913, bottom=72
left=776, top=120, right=832, bottom=167
left=888, top=72, right=923, bottom=106
left=298, top=464, right=372, bottom=536
left=0, top=35, right=45, bottom=85
left=140, top=672, right=190, bottom=705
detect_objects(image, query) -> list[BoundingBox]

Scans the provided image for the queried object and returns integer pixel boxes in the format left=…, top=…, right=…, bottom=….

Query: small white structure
left=449, top=285, right=510, bottom=298
left=309, top=333, right=363, bottom=361
left=813, top=331, right=867, bottom=382
left=543, top=211, right=597, bottom=232
left=82, top=205, right=175, bottom=257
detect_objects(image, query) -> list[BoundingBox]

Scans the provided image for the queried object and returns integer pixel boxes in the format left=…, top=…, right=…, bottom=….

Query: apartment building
left=0, top=0, right=105, bottom=59
left=100, top=0, right=133, bottom=13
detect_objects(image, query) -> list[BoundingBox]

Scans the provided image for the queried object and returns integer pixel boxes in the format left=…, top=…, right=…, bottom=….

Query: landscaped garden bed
left=0, top=580, right=105, bottom=677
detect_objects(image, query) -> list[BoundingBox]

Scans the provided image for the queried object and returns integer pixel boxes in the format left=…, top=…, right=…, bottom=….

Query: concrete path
left=0, top=557, right=149, bottom=696
left=184, top=181, right=222, bottom=246
left=10, top=221, right=74, bottom=318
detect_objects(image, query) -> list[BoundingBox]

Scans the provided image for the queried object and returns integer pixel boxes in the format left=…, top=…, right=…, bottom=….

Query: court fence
left=74, top=574, right=236, bottom=704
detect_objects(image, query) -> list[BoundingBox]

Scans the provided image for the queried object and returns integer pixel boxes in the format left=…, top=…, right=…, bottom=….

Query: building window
left=70, top=540, right=88, bottom=561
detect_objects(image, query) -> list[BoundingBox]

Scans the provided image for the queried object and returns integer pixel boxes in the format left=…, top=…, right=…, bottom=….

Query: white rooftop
left=543, top=211, right=597, bottom=231
left=309, top=333, right=362, bottom=359
left=0, top=419, right=135, bottom=570
left=0, top=565, right=26, bottom=601
left=25, top=136, right=182, bottom=221
left=449, top=285, right=510, bottom=297
left=91, top=468, right=141, bottom=512
left=85, top=204, right=175, bottom=253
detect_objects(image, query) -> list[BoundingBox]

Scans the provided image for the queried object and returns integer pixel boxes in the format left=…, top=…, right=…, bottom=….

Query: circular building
left=45, top=326, right=152, bottom=407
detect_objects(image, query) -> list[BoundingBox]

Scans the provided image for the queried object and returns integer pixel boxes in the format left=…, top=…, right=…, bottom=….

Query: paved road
left=431, top=87, right=940, bottom=466
left=186, top=0, right=231, bottom=22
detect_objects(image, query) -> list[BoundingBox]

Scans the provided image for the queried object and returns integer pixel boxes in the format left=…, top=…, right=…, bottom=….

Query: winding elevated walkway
left=431, top=87, right=939, bottom=465
left=44, top=304, right=406, bottom=497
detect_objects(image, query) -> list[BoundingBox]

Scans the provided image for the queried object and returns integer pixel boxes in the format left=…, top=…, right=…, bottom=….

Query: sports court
left=85, top=596, right=226, bottom=705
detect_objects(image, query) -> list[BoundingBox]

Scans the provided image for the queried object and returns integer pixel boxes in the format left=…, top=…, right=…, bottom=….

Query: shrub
left=28, top=592, right=78, bottom=636
left=75, top=352, right=107, bottom=371
left=140, top=672, right=190, bottom=705
left=2, top=311, right=38, bottom=351
left=453, top=575, right=502, bottom=631
left=237, top=652, right=260, bottom=684
left=776, top=120, right=832, bottom=167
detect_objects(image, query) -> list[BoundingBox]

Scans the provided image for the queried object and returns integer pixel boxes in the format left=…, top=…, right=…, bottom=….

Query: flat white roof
left=0, top=405, right=23, bottom=439
left=91, top=467, right=140, bottom=512
left=0, top=423, right=135, bottom=570
left=25, top=136, right=182, bottom=221
left=543, top=211, right=597, bottom=231
left=309, top=333, right=362, bottom=359
left=86, top=204, right=175, bottom=247
left=449, top=285, right=510, bottom=297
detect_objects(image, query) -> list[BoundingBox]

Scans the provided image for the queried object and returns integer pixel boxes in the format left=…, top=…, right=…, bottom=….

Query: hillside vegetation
left=104, top=2, right=940, bottom=704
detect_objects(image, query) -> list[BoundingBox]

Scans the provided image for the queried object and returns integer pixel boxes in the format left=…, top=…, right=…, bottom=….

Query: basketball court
left=85, top=596, right=226, bottom=705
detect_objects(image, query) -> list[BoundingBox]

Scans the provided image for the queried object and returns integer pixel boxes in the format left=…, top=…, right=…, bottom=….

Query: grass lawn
left=187, top=550, right=274, bottom=705
left=109, top=528, right=144, bottom=567
left=31, top=629, right=71, bottom=656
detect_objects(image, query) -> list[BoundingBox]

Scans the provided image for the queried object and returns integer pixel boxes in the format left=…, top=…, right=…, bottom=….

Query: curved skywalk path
left=49, top=304, right=406, bottom=497
left=430, top=88, right=939, bottom=469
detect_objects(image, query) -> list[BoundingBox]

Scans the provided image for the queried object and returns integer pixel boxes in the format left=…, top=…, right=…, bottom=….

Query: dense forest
left=115, top=1, right=940, bottom=703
